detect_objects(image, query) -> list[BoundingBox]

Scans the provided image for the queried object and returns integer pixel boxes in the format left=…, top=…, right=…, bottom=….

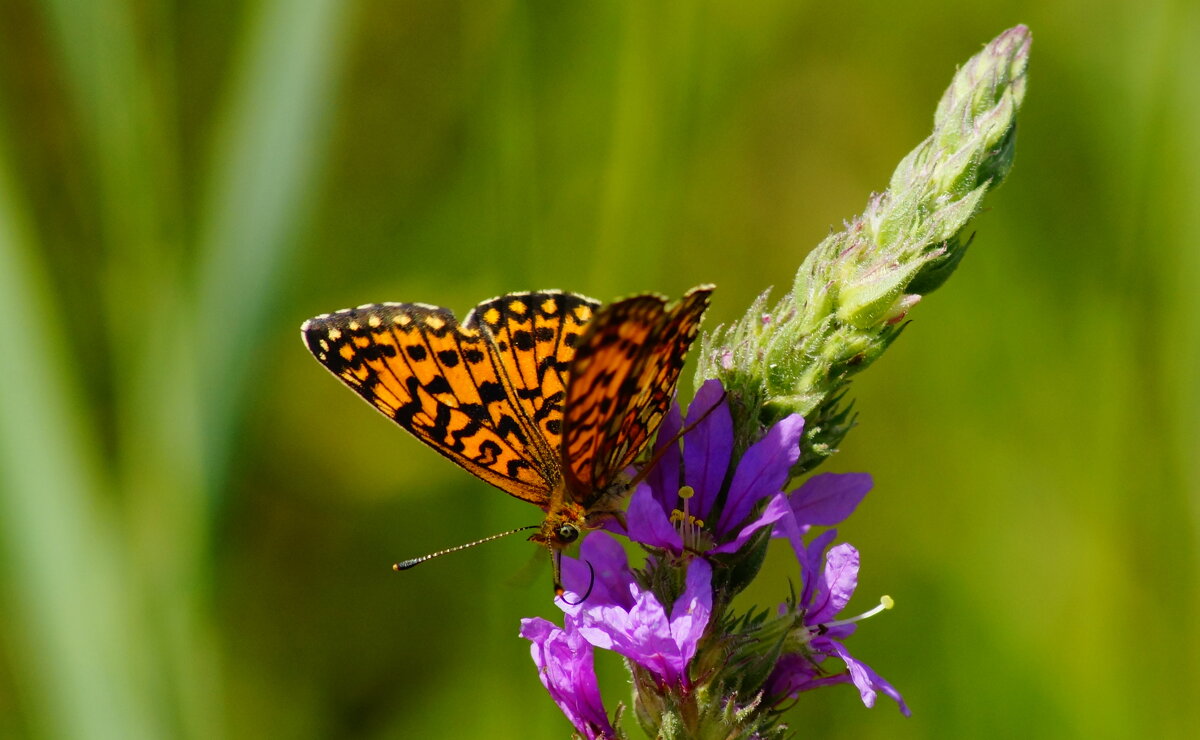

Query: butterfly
left=300, top=285, right=713, bottom=593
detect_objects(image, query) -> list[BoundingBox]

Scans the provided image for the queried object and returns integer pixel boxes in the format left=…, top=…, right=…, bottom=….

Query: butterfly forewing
left=465, top=292, right=600, bottom=472
left=302, top=302, right=558, bottom=505
left=561, top=285, right=713, bottom=499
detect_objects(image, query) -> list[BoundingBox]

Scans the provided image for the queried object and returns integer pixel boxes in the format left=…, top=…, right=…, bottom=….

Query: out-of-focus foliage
left=0, top=2, right=1196, bottom=739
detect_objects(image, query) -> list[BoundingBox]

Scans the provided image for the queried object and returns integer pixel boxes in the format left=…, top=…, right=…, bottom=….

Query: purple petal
left=560, top=532, right=636, bottom=613
left=646, top=398, right=683, bottom=511
left=669, top=558, right=713, bottom=670
left=788, top=473, right=872, bottom=527
left=766, top=653, right=816, bottom=697
left=767, top=653, right=847, bottom=698
left=520, top=617, right=616, bottom=738
left=572, top=556, right=712, bottom=689
left=624, top=482, right=684, bottom=552
left=599, top=515, right=627, bottom=536
left=682, top=379, right=733, bottom=521
left=797, top=529, right=838, bottom=608
left=808, top=543, right=859, bottom=624
left=576, top=588, right=683, bottom=685
left=710, top=493, right=792, bottom=554
left=716, top=414, right=804, bottom=536
left=771, top=495, right=808, bottom=545
left=832, top=642, right=911, bottom=716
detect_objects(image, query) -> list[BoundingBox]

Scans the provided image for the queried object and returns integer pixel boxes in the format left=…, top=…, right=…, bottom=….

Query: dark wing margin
left=301, top=302, right=558, bottom=505
left=560, top=285, right=713, bottom=500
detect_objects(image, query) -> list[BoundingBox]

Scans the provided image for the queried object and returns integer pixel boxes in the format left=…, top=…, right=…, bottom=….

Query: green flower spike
left=697, top=25, right=1031, bottom=470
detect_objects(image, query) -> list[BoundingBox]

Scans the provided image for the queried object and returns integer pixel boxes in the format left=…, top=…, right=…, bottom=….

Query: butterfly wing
left=464, top=292, right=599, bottom=480
left=561, top=285, right=713, bottom=501
left=302, top=300, right=570, bottom=506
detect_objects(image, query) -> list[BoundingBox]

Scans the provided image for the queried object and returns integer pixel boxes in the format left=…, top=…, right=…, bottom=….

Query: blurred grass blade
left=40, top=0, right=175, bottom=277
left=0, top=140, right=155, bottom=739
left=36, top=1, right=212, bottom=737
left=194, top=0, right=349, bottom=485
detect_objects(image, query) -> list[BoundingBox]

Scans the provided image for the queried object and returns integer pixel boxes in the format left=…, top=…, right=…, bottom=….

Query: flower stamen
left=820, top=595, right=894, bottom=631
left=670, top=486, right=713, bottom=552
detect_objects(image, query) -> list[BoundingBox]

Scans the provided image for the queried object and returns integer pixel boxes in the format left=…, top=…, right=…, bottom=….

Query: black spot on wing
left=460, top=403, right=489, bottom=422
left=512, top=330, right=535, bottom=351
left=425, top=375, right=453, bottom=396
left=478, top=380, right=507, bottom=403
left=496, top=414, right=528, bottom=445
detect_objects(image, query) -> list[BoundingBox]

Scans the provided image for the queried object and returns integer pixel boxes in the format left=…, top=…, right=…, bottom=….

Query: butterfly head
left=531, top=503, right=585, bottom=548
left=528, top=500, right=589, bottom=595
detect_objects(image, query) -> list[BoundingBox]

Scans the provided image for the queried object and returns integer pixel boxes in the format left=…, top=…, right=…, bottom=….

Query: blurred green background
left=0, top=1, right=1196, bottom=738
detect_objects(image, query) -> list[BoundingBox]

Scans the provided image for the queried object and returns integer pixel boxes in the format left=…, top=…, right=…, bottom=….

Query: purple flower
left=559, top=532, right=712, bottom=689
left=781, top=471, right=872, bottom=535
left=519, top=617, right=615, bottom=739
left=623, top=378, right=870, bottom=558
left=768, top=531, right=910, bottom=716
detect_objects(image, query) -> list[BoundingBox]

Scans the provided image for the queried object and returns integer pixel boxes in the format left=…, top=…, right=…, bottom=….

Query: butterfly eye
left=556, top=524, right=579, bottom=543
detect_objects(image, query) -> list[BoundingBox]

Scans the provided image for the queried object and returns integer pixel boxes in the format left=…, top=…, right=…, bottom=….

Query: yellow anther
left=678, top=485, right=695, bottom=500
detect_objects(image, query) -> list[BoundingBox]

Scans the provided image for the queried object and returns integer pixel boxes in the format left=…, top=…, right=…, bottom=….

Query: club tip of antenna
left=391, top=524, right=540, bottom=576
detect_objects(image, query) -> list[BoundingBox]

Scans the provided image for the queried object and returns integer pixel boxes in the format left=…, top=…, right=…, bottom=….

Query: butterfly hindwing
left=561, top=285, right=713, bottom=498
left=611, top=286, right=713, bottom=474
left=302, top=302, right=558, bottom=505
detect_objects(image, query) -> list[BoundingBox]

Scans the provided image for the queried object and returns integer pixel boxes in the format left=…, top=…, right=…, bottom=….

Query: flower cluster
left=518, top=24, right=1028, bottom=738
left=522, top=381, right=906, bottom=738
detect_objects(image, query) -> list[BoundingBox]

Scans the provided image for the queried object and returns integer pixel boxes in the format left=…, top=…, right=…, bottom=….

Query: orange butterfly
left=301, top=286, right=712, bottom=593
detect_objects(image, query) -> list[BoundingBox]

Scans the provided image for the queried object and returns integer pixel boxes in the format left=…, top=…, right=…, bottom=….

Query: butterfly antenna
left=393, top=524, right=540, bottom=571
left=627, top=389, right=729, bottom=488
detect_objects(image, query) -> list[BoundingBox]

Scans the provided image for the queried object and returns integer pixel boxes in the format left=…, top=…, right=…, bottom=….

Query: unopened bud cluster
left=697, top=26, right=1030, bottom=470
